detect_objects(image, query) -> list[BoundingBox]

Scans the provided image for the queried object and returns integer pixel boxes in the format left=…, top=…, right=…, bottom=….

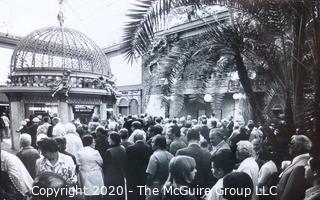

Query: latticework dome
left=11, top=26, right=112, bottom=77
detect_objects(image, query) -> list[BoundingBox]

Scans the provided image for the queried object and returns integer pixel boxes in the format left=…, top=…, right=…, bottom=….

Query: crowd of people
left=1, top=113, right=320, bottom=200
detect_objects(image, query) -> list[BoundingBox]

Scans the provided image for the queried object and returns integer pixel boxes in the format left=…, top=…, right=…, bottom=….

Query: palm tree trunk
left=234, top=49, right=265, bottom=124
left=284, top=90, right=295, bottom=135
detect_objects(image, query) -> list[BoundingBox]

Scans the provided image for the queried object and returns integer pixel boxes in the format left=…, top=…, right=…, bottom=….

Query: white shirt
left=36, top=153, right=77, bottom=185
left=37, top=122, right=51, bottom=136
left=1, top=150, right=33, bottom=195
left=1, top=116, right=9, bottom=127
left=65, top=133, right=83, bottom=156
left=206, top=178, right=226, bottom=200
left=77, top=146, right=104, bottom=195
left=259, top=160, right=278, bottom=186
left=236, top=157, right=259, bottom=200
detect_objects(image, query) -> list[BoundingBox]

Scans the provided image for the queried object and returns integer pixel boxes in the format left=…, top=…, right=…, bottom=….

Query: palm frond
left=122, top=0, right=157, bottom=63
left=122, top=0, right=210, bottom=63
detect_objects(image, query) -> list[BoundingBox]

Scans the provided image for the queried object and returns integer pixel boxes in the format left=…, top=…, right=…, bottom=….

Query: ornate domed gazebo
left=0, top=26, right=116, bottom=149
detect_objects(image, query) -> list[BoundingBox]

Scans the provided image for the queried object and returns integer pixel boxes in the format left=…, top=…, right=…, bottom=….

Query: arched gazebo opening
left=118, top=98, right=129, bottom=116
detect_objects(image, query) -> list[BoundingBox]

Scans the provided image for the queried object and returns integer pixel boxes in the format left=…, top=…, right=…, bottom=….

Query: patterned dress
left=36, top=152, right=77, bottom=185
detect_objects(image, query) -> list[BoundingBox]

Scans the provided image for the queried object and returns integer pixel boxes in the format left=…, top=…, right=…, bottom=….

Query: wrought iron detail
left=10, top=26, right=112, bottom=77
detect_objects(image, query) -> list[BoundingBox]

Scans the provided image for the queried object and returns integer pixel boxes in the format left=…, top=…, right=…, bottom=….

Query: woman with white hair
left=277, top=135, right=312, bottom=200
left=64, top=123, right=83, bottom=156
left=52, top=117, right=66, bottom=137
left=36, top=125, right=48, bottom=143
left=16, top=133, right=40, bottom=178
left=235, top=140, right=259, bottom=200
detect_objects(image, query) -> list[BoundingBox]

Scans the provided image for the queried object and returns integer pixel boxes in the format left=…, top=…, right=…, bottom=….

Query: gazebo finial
left=57, top=0, right=65, bottom=26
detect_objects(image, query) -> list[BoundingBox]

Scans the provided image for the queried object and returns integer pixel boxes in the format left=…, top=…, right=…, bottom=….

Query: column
left=58, top=100, right=69, bottom=124
left=100, top=103, right=107, bottom=121
left=68, top=105, right=74, bottom=121
left=9, top=100, right=25, bottom=150
left=93, top=106, right=100, bottom=117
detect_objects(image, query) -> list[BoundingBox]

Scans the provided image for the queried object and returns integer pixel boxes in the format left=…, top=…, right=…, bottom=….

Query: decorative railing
left=7, top=75, right=114, bottom=90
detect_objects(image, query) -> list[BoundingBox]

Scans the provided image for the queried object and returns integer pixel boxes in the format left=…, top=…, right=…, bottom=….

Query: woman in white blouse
left=77, top=134, right=104, bottom=199
left=258, top=146, right=278, bottom=199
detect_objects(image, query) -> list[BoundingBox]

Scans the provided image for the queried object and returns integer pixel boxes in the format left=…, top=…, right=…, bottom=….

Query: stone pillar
left=58, top=100, right=69, bottom=124
left=93, top=106, right=100, bottom=117
left=113, top=104, right=118, bottom=117
left=146, top=95, right=165, bottom=118
left=100, top=103, right=107, bottom=121
left=8, top=94, right=24, bottom=150
left=68, top=105, right=74, bottom=121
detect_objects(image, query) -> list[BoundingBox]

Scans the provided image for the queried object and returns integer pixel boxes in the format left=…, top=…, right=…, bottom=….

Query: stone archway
left=118, top=98, right=129, bottom=116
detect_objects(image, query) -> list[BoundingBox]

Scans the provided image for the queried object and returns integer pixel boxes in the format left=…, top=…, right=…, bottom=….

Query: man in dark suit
left=125, top=132, right=153, bottom=200
left=200, top=119, right=210, bottom=142
left=123, top=116, right=134, bottom=136
left=176, top=128, right=214, bottom=199
left=277, top=134, right=312, bottom=200
left=27, top=117, right=40, bottom=148
left=119, top=128, right=133, bottom=149
left=103, top=132, right=126, bottom=200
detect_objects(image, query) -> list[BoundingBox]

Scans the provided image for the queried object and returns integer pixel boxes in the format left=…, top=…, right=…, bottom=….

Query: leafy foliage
left=123, top=0, right=320, bottom=139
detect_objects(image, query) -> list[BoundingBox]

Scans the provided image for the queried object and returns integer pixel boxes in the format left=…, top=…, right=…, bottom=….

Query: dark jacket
left=121, top=141, right=133, bottom=149
left=200, top=125, right=210, bottom=142
left=126, top=141, right=153, bottom=200
left=47, top=125, right=53, bottom=137
left=95, top=134, right=109, bottom=157
left=230, top=132, right=250, bottom=153
left=125, top=141, right=153, bottom=185
left=176, top=144, right=213, bottom=189
left=277, top=154, right=310, bottom=200
left=17, top=126, right=28, bottom=134
left=123, top=119, right=133, bottom=136
left=169, top=139, right=187, bottom=155
left=27, top=124, right=39, bottom=148
left=0, top=117, right=5, bottom=129
left=16, top=146, right=40, bottom=178
left=103, top=145, right=126, bottom=186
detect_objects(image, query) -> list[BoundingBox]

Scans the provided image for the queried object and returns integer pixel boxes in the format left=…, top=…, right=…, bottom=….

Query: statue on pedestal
left=51, top=70, right=72, bottom=97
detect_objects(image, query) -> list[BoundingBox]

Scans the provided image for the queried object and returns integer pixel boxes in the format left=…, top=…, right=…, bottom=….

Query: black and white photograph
left=0, top=0, right=320, bottom=200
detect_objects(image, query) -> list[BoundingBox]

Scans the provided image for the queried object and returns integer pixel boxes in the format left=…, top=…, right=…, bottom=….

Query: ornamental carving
left=8, top=75, right=114, bottom=90
left=67, top=96, right=102, bottom=105
left=23, top=94, right=57, bottom=103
